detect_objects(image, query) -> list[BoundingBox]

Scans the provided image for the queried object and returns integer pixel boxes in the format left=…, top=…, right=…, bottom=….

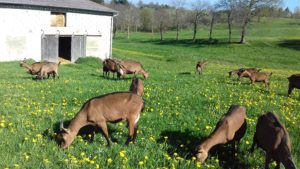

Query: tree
left=216, top=0, right=238, bottom=43
left=154, top=7, right=171, bottom=41
left=239, top=0, right=281, bottom=44
left=91, top=0, right=104, bottom=4
left=172, top=0, right=186, bottom=41
left=190, top=0, right=210, bottom=41
left=112, top=0, right=128, bottom=5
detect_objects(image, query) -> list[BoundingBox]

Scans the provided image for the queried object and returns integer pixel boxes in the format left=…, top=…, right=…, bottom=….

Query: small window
left=51, top=12, right=66, bottom=27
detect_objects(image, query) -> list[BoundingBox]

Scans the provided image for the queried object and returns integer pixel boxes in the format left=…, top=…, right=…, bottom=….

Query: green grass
left=1, top=17, right=300, bottom=169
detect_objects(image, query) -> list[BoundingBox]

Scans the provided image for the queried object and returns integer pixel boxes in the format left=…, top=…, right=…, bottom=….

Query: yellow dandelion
left=107, top=158, right=113, bottom=164
left=138, top=161, right=144, bottom=165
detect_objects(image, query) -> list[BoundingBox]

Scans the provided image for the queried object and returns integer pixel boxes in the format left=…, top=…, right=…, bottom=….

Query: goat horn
left=60, top=121, right=70, bottom=134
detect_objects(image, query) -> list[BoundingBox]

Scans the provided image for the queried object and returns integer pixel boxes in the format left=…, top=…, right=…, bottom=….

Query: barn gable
left=0, top=0, right=117, bottom=62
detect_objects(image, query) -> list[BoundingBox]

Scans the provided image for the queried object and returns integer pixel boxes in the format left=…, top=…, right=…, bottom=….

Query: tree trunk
left=192, top=22, right=197, bottom=42
left=209, top=14, right=215, bottom=41
left=127, top=24, right=130, bottom=39
left=113, top=25, right=117, bottom=39
left=227, top=13, right=232, bottom=43
left=240, top=0, right=255, bottom=44
left=176, top=24, right=179, bottom=41
left=175, top=9, right=179, bottom=41
left=160, top=24, right=164, bottom=41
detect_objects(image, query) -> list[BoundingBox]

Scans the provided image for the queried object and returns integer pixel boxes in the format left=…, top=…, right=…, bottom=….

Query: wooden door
left=71, top=35, right=86, bottom=62
left=41, top=35, right=58, bottom=62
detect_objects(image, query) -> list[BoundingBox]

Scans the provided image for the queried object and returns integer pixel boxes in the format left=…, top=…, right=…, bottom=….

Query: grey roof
left=0, top=0, right=117, bottom=16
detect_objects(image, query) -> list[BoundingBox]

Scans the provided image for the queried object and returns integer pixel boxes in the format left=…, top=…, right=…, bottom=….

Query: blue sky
left=128, top=0, right=300, bottom=11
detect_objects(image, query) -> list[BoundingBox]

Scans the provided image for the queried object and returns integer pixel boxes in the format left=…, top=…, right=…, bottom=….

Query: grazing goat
left=228, top=68, right=261, bottom=78
left=129, top=77, right=144, bottom=96
left=239, top=70, right=272, bottom=87
left=37, top=62, right=61, bottom=80
left=288, top=74, right=300, bottom=97
left=20, top=58, right=47, bottom=75
left=195, top=60, right=208, bottom=75
left=119, top=60, right=149, bottom=79
left=251, top=112, right=297, bottom=169
left=58, top=92, right=144, bottom=149
left=196, top=105, right=247, bottom=163
left=102, top=58, right=121, bottom=79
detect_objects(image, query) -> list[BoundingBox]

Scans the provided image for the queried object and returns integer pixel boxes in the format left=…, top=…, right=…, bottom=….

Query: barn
left=0, top=0, right=117, bottom=63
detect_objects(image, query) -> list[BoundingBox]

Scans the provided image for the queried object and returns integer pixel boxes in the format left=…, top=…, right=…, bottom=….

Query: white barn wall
left=0, top=8, right=113, bottom=62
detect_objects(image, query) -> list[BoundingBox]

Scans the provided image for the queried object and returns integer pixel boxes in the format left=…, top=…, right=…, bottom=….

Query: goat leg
left=265, top=154, right=271, bottom=169
left=97, top=121, right=112, bottom=147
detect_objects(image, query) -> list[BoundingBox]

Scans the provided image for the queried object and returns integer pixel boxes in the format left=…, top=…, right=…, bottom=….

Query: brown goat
left=228, top=68, right=261, bottom=78
left=102, top=58, right=121, bottom=79
left=195, top=60, right=208, bottom=75
left=239, top=70, right=272, bottom=87
left=288, top=74, right=300, bottom=97
left=251, top=112, right=297, bottom=169
left=119, top=60, right=149, bottom=79
left=196, top=105, right=247, bottom=163
left=37, top=62, right=61, bottom=80
left=20, top=59, right=47, bottom=75
left=129, top=77, right=144, bottom=96
left=58, top=92, right=144, bottom=149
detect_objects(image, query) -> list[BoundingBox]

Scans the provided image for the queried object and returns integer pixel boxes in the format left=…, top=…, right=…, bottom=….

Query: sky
left=128, top=0, right=300, bottom=11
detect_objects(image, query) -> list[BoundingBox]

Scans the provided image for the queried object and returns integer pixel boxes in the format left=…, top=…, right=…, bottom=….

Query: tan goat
left=239, top=70, right=272, bottom=87
left=20, top=59, right=47, bottom=75
left=195, top=60, right=208, bottom=75
left=37, top=62, right=61, bottom=80
left=251, top=112, right=297, bottom=169
left=58, top=92, right=144, bottom=149
left=196, top=105, right=247, bottom=163
left=119, top=60, right=149, bottom=79
left=129, top=77, right=144, bottom=96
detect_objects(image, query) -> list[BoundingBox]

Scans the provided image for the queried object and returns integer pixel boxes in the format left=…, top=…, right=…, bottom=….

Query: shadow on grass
left=91, top=73, right=133, bottom=81
left=178, top=72, right=192, bottom=76
left=141, top=38, right=239, bottom=48
left=278, top=40, right=300, bottom=51
left=157, top=130, right=203, bottom=159
left=157, top=130, right=251, bottom=169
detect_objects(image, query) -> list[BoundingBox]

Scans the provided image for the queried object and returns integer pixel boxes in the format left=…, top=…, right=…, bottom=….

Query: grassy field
left=1, top=17, right=300, bottom=169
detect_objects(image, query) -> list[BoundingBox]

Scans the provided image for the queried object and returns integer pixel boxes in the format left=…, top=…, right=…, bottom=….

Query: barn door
left=71, top=35, right=86, bottom=62
left=41, top=35, right=58, bottom=62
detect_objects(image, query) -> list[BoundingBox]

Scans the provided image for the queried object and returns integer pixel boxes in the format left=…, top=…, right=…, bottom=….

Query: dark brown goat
left=196, top=105, right=247, bottom=163
left=195, top=61, right=208, bottom=75
left=58, top=92, right=144, bottom=149
left=129, top=77, right=144, bottom=96
left=102, top=58, right=121, bottom=79
left=288, top=74, right=300, bottom=97
left=119, top=60, right=149, bottom=79
left=251, top=112, right=297, bottom=169
left=228, top=68, right=261, bottom=78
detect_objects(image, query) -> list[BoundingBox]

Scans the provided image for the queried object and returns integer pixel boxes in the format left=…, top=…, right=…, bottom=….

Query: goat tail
left=269, top=72, right=273, bottom=77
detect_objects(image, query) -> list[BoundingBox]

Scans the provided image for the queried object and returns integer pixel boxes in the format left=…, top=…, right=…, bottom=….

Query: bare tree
left=155, top=7, right=171, bottom=41
left=209, top=9, right=220, bottom=41
left=216, top=0, right=238, bottom=43
left=190, top=0, right=210, bottom=41
left=172, top=0, right=186, bottom=41
left=239, top=0, right=281, bottom=44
